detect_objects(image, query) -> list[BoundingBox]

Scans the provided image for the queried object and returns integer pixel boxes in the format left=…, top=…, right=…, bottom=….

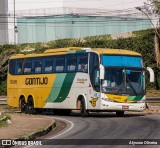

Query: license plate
left=122, top=105, right=129, bottom=110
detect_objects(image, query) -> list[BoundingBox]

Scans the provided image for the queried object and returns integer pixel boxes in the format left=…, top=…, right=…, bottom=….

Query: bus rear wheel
left=20, top=97, right=26, bottom=113
left=80, top=98, right=89, bottom=117
left=28, top=97, right=36, bottom=114
left=116, top=111, right=124, bottom=117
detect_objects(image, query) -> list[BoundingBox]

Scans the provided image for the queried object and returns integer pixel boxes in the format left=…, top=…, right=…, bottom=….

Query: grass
left=0, top=114, right=11, bottom=128
left=0, top=120, right=8, bottom=128
left=0, top=115, right=3, bottom=119
left=20, top=128, right=45, bottom=140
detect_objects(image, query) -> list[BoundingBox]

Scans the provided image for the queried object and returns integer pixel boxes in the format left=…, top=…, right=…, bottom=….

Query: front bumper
left=101, top=101, right=146, bottom=111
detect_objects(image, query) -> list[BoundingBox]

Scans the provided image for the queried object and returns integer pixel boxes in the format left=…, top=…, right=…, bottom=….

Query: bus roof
left=10, top=47, right=141, bottom=59
left=93, top=48, right=141, bottom=56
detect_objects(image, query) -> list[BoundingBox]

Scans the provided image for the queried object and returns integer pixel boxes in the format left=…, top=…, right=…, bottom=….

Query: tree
left=145, top=1, right=160, bottom=68
left=148, top=0, right=160, bottom=14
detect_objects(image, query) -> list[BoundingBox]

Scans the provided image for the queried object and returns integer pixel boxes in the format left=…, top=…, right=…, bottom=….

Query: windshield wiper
left=114, top=81, right=126, bottom=95
left=126, top=77, right=137, bottom=96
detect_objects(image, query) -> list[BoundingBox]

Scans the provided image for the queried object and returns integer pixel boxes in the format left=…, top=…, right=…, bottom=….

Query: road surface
left=22, top=112, right=160, bottom=148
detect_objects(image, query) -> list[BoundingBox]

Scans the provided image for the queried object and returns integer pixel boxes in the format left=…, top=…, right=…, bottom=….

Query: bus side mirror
left=147, top=67, right=154, bottom=82
left=99, top=64, right=105, bottom=80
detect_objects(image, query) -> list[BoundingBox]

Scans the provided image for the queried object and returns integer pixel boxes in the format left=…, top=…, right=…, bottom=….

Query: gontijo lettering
left=25, top=77, right=48, bottom=85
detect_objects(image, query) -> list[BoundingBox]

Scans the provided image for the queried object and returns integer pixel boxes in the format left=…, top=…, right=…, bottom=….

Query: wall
left=17, top=15, right=151, bottom=44
left=0, top=0, right=8, bottom=44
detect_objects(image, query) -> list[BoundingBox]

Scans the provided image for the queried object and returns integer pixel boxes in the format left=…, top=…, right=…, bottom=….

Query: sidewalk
left=0, top=113, right=55, bottom=139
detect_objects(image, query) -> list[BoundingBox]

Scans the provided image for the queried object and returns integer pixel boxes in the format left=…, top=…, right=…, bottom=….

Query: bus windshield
left=102, top=67, right=145, bottom=95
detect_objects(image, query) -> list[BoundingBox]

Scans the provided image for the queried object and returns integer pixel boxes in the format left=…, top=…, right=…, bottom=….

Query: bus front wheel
left=80, top=98, right=89, bottom=117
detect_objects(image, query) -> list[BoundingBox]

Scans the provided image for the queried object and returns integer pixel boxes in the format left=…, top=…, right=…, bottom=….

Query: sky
left=8, top=0, right=147, bottom=11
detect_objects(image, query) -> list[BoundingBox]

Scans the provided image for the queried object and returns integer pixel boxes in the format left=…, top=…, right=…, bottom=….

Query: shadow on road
left=41, top=109, right=145, bottom=118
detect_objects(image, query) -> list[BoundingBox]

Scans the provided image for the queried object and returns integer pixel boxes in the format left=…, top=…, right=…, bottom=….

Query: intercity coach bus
left=7, top=47, right=154, bottom=117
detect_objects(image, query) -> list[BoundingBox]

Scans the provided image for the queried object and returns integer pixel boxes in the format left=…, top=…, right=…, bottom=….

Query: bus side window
left=9, top=60, right=16, bottom=75
left=44, top=57, right=54, bottom=73
left=15, top=59, right=23, bottom=75
left=23, top=59, right=32, bottom=74
left=66, top=55, right=77, bottom=72
left=77, top=54, right=88, bottom=73
left=55, top=56, right=65, bottom=72
left=34, top=58, right=43, bottom=74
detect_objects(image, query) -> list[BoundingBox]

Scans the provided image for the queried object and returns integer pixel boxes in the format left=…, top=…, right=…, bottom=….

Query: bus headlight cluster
left=102, top=98, right=113, bottom=102
left=137, top=100, right=145, bottom=103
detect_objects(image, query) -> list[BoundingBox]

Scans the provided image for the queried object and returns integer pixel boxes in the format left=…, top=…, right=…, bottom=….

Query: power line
left=8, top=0, right=139, bottom=5
left=8, top=0, right=143, bottom=11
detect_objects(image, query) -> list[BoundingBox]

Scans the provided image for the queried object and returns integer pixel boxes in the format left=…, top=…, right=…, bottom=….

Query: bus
left=7, top=47, right=154, bottom=117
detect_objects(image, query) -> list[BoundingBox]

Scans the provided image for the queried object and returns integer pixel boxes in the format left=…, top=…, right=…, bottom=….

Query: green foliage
left=0, top=80, right=7, bottom=96
left=0, top=29, right=159, bottom=95
left=148, top=0, right=160, bottom=14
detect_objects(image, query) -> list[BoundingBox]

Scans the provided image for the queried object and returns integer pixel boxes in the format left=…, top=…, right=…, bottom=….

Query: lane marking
left=24, top=117, right=74, bottom=148
left=49, top=117, right=74, bottom=139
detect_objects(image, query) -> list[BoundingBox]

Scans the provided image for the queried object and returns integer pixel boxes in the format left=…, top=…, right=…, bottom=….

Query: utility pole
left=13, top=0, right=16, bottom=44
left=136, top=4, right=160, bottom=68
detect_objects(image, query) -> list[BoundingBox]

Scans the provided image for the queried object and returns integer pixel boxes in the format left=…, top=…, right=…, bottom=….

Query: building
left=16, top=7, right=151, bottom=44
left=7, top=0, right=153, bottom=44
left=0, top=0, right=8, bottom=44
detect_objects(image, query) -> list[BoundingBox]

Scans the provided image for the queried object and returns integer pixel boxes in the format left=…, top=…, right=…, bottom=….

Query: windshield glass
left=102, top=67, right=145, bottom=95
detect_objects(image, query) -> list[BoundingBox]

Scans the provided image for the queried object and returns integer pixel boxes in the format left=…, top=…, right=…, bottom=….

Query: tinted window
left=23, top=59, right=32, bottom=74
left=44, top=57, right=54, bottom=73
left=34, top=58, right=43, bottom=74
left=9, top=60, right=16, bottom=75
left=77, top=54, right=88, bottom=73
left=67, top=55, right=77, bottom=72
left=15, top=59, right=23, bottom=75
left=55, top=56, right=65, bottom=72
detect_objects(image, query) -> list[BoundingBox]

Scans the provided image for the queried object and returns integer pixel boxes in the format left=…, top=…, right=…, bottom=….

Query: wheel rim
left=28, top=99, right=34, bottom=114
left=80, top=101, right=84, bottom=114
left=20, top=99, right=25, bottom=112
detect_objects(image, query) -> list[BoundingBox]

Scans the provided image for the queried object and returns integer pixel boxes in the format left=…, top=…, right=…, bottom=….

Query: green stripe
left=127, top=96, right=144, bottom=101
left=134, top=96, right=144, bottom=101
left=67, top=49, right=86, bottom=54
left=54, top=73, right=76, bottom=102
left=45, top=74, right=66, bottom=102
left=127, top=96, right=136, bottom=101
left=76, top=50, right=86, bottom=53
left=67, top=50, right=76, bottom=54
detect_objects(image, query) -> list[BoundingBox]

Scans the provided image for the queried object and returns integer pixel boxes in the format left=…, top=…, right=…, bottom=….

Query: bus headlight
left=102, top=98, right=114, bottom=102
left=137, top=100, right=145, bottom=103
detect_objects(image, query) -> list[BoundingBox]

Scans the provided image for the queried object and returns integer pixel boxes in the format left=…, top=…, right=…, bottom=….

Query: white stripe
left=49, top=117, right=74, bottom=139
left=24, top=117, right=74, bottom=148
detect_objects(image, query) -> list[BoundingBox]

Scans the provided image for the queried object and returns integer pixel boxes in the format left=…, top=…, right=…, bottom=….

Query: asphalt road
left=23, top=112, right=160, bottom=148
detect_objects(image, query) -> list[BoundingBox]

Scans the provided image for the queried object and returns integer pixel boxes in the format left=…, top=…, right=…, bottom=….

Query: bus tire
left=19, top=97, right=26, bottom=113
left=28, top=97, right=36, bottom=115
left=116, top=111, right=124, bottom=117
left=25, top=104, right=29, bottom=114
left=80, top=98, right=89, bottom=117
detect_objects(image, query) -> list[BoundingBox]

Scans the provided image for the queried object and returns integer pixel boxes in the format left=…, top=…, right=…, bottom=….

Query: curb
left=18, top=118, right=56, bottom=140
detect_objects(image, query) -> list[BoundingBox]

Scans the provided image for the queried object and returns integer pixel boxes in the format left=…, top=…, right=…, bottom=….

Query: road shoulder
left=0, top=113, right=56, bottom=140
